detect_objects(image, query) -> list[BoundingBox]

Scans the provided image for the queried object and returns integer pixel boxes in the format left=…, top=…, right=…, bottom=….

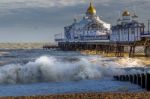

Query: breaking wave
left=0, top=56, right=145, bottom=84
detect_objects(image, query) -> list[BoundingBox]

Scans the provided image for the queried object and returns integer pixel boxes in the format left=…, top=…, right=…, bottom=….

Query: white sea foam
left=0, top=56, right=145, bottom=84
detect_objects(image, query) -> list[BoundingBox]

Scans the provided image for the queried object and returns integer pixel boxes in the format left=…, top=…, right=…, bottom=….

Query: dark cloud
left=0, top=0, right=149, bottom=42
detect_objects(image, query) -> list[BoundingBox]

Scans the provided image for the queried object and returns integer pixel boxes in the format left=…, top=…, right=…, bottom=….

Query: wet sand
left=0, top=92, right=149, bottom=99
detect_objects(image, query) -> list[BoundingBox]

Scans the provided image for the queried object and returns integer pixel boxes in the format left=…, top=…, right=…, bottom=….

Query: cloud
left=0, top=0, right=149, bottom=10
left=0, top=0, right=88, bottom=16
left=0, top=0, right=149, bottom=27
left=0, top=0, right=149, bottom=42
left=0, top=0, right=86, bottom=9
left=0, top=0, right=134, bottom=9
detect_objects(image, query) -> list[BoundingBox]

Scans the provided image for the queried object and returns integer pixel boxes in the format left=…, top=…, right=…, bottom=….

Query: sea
left=0, top=49, right=147, bottom=96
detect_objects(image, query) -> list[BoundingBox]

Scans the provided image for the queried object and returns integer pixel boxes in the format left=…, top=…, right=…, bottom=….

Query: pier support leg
left=129, top=46, right=135, bottom=57
left=145, top=46, right=150, bottom=57
left=115, top=44, right=124, bottom=57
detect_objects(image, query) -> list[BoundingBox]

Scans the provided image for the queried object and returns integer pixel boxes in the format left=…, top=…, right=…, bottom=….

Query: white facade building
left=110, top=10, right=145, bottom=42
left=55, top=3, right=111, bottom=42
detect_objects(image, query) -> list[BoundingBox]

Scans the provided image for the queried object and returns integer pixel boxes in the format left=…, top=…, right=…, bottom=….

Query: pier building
left=53, top=2, right=150, bottom=57
left=111, top=11, right=145, bottom=42
left=55, top=2, right=111, bottom=43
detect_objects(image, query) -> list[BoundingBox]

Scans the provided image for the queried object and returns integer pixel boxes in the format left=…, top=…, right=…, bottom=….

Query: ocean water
left=0, top=49, right=147, bottom=96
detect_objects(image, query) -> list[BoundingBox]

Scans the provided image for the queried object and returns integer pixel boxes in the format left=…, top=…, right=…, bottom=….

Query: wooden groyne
left=114, top=73, right=150, bottom=91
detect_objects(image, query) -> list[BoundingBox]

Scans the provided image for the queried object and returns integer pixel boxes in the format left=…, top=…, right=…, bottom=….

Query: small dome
left=117, top=18, right=121, bottom=22
left=132, top=13, right=138, bottom=18
left=122, top=10, right=130, bottom=16
left=86, top=2, right=96, bottom=15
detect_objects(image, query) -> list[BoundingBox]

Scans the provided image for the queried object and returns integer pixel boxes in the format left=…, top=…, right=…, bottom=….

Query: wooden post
left=129, top=75, right=134, bottom=83
left=145, top=45, right=150, bottom=57
left=119, top=75, right=123, bottom=81
left=141, top=73, right=146, bottom=88
left=114, top=76, right=119, bottom=81
left=125, top=75, right=129, bottom=81
left=137, top=74, right=142, bottom=86
left=146, top=73, right=150, bottom=91
left=122, top=75, right=126, bottom=81
left=133, top=74, right=137, bottom=84
left=129, top=46, right=135, bottom=57
left=115, top=44, right=119, bottom=57
left=148, top=20, right=150, bottom=34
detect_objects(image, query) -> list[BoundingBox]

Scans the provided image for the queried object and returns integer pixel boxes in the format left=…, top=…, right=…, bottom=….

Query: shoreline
left=0, top=43, right=44, bottom=49
left=0, top=92, right=149, bottom=99
left=0, top=43, right=53, bottom=49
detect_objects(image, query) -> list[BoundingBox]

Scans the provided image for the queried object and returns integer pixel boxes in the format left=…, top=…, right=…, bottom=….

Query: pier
left=57, top=35, right=150, bottom=57
left=54, top=2, right=150, bottom=57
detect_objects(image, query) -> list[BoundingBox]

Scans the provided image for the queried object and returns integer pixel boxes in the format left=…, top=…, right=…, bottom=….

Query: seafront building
left=55, top=2, right=145, bottom=43
left=55, top=2, right=111, bottom=42
left=54, top=2, right=150, bottom=57
left=111, top=11, right=145, bottom=42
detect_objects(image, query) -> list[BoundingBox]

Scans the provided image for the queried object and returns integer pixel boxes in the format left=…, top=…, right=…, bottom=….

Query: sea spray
left=117, top=58, right=145, bottom=68
left=0, top=55, right=145, bottom=84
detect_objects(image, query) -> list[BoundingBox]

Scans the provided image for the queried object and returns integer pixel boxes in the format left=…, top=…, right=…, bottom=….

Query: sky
left=0, top=0, right=150, bottom=43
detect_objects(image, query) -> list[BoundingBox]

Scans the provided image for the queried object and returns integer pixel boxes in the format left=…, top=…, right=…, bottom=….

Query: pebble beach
left=1, top=92, right=150, bottom=99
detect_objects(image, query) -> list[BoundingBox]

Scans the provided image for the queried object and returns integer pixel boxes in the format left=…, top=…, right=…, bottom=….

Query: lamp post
left=148, top=20, right=150, bottom=34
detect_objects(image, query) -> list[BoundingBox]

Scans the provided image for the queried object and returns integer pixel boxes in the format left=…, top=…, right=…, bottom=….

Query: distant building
left=110, top=10, right=145, bottom=42
left=55, top=2, right=111, bottom=42
left=55, top=4, right=145, bottom=44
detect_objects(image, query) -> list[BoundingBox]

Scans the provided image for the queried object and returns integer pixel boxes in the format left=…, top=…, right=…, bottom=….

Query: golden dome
left=122, top=10, right=130, bottom=16
left=86, top=2, right=96, bottom=15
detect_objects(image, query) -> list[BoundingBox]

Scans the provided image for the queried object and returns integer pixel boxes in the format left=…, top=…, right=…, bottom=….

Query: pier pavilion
left=53, top=2, right=150, bottom=57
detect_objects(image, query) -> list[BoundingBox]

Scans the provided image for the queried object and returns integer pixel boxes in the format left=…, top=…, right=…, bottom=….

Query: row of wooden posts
left=114, top=73, right=150, bottom=91
left=43, top=41, right=150, bottom=57
left=57, top=42, right=126, bottom=57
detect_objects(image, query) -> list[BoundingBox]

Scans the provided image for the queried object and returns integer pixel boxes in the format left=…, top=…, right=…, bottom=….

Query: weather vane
left=91, top=0, right=94, bottom=3
left=88, top=0, right=94, bottom=3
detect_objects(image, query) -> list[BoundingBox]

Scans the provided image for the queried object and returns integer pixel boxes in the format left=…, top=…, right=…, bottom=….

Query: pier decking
left=56, top=34, right=150, bottom=57
left=43, top=45, right=59, bottom=50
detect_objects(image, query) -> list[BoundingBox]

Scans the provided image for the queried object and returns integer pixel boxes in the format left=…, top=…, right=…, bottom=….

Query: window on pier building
left=140, top=27, right=144, bottom=33
left=131, top=28, right=135, bottom=34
